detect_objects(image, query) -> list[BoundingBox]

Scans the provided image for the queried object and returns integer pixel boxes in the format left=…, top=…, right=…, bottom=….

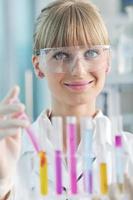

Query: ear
left=106, top=66, right=111, bottom=74
left=32, top=55, right=45, bottom=79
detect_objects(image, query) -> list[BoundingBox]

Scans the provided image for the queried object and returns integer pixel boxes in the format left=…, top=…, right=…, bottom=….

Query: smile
left=64, top=80, right=94, bottom=91
left=64, top=80, right=94, bottom=86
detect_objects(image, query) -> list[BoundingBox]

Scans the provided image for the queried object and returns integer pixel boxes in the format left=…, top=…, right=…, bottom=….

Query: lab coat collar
left=21, top=109, right=112, bottom=155
left=41, top=109, right=112, bottom=147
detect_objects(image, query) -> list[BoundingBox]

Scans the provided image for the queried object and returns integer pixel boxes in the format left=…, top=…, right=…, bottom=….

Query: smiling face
left=36, top=50, right=107, bottom=107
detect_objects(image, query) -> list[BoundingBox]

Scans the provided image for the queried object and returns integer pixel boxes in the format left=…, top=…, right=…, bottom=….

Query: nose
left=70, top=58, right=87, bottom=76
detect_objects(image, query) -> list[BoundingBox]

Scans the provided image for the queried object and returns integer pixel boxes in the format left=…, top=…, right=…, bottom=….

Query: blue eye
left=85, top=49, right=100, bottom=59
left=53, top=52, right=70, bottom=61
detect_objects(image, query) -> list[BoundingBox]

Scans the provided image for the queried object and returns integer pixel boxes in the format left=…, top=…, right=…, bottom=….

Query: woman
left=0, top=0, right=133, bottom=199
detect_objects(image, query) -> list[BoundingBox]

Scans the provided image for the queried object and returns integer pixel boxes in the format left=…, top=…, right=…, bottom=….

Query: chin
left=67, top=94, right=94, bottom=106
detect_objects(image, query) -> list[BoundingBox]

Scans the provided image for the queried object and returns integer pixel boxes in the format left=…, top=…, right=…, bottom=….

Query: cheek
left=92, top=69, right=106, bottom=82
left=91, top=70, right=106, bottom=91
left=45, top=73, right=64, bottom=92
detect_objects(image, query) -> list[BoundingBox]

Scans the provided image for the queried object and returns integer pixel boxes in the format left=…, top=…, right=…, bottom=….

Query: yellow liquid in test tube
left=39, top=151, right=48, bottom=195
left=100, top=163, right=108, bottom=194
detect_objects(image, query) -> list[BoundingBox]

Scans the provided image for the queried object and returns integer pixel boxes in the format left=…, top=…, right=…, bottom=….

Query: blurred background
left=0, top=0, right=133, bottom=132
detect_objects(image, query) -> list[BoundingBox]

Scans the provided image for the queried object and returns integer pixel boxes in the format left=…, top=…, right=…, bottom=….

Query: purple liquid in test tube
left=55, top=150, right=62, bottom=194
left=67, top=117, right=77, bottom=194
left=88, top=171, right=93, bottom=193
left=52, top=117, right=63, bottom=195
left=115, top=135, right=122, bottom=147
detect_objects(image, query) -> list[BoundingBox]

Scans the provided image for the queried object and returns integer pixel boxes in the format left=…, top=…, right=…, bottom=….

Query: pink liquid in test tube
left=67, top=117, right=77, bottom=194
left=19, top=113, right=41, bottom=153
left=9, top=98, right=41, bottom=153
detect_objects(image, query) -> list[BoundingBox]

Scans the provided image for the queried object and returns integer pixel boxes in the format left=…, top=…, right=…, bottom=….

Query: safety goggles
left=39, top=45, right=110, bottom=73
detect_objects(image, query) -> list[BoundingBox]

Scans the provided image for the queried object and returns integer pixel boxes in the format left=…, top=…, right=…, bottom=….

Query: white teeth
left=64, top=80, right=94, bottom=86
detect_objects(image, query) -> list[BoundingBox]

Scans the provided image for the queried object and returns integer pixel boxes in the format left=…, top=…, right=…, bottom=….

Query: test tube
left=81, top=117, right=93, bottom=194
left=111, top=115, right=125, bottom=192
left=96, top=117, right=108, bottom=195
left=9, top=98, right=41, bottom=153
left=115, top=135, right=124, bottom=192
left=39, top=151, right=48, bottom=196
left=36, top=117, right=48, bottom=196
left=52, top=117, right=63, bottom=195
left=66, top=117, right=77, bottom=195
left=99, top=162, right=108, bottom=195
left=10, top=98, right=48, bottom=195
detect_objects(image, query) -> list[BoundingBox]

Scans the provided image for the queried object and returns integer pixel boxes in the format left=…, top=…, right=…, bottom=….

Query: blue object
left=121, top=0, right=133, bottom=11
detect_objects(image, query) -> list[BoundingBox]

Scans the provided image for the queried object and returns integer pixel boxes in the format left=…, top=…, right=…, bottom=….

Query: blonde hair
left=33, top=0, right=110, bottom=54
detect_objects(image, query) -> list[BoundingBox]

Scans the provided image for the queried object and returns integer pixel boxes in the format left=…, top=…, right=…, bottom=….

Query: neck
left=51, top=101, right=97, bottom=117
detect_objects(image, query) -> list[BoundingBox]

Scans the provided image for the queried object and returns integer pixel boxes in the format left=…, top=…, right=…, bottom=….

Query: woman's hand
left=124, top=174, right=133, bottom=200
left=91, top=175, right=133, bottom=200
left=108, top=175, right=133, bottom=200
left=0, top=86, right=29, bottom=179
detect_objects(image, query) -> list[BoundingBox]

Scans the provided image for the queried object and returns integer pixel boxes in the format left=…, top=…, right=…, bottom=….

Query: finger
left=92, top=196, right=101, bottom=200
left=124, top=174, right=133, bottom=193
left=11, top=111, right=29, bottom=121
left=108, top=184, right=119, bottom=200
left=1, top=85, right=20, bottom=104
left=0, top=103, right=25, bottom=116
left=0, top=119, right=30, bottom=129
left=0, top=128, right=21, bottom=140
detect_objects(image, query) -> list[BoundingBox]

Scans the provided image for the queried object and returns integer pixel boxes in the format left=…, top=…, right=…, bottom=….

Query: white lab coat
left=10, top=110, right=133, bottom=200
